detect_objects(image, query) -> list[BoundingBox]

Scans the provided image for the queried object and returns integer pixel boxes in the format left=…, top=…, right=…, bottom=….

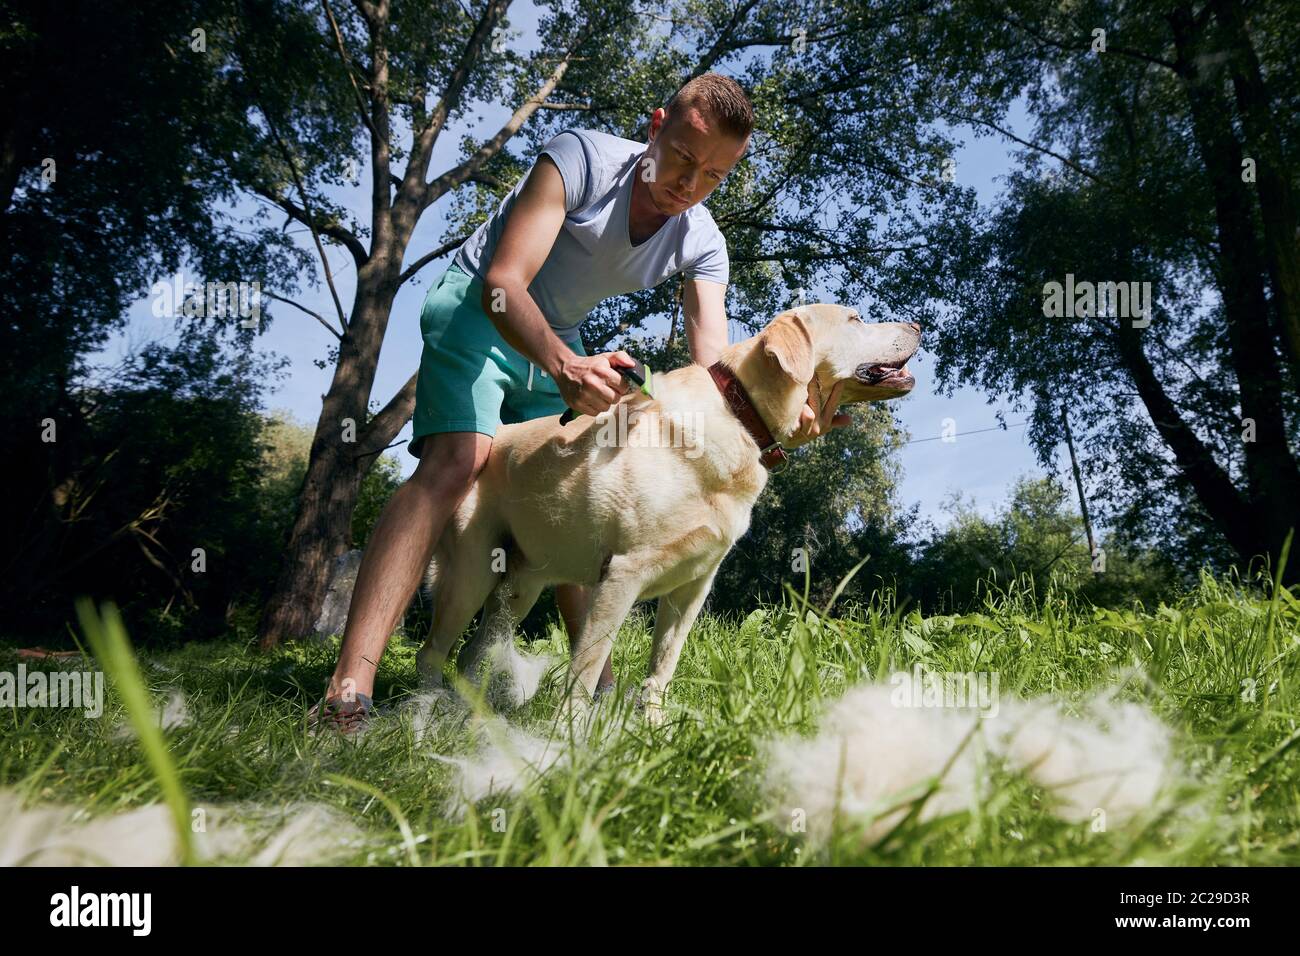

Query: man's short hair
left=666, top=73, right=754, bottom=141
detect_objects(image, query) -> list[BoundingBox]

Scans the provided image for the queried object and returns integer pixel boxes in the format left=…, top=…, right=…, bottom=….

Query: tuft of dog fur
left=437, top=717, right=572, bottom=820
left=410, top=674, right=625, bottom=821
left=762, top=673, right=1178, bottom=846
left=478, top=641, right=557, bottom=710
left=0, top=791, right=365, bottom=866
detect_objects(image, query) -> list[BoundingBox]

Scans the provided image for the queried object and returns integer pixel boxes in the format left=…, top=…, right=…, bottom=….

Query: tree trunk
left=1113, top=319, right=1263, bottom=565
left=1214, top=0, right=1300, bottom=374
left=250, top=0, right=506, bottom=648
left=1168, top=3, right=1300, bottom=578
left=256, top=265, right=408, bottom=647
left=256, top=399, right=365, bottom=648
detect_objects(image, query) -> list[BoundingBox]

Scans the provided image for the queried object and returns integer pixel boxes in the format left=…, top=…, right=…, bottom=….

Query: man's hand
left=785, top=379, right=851, bottom=449
left=555, top=350, right=636, bottom=417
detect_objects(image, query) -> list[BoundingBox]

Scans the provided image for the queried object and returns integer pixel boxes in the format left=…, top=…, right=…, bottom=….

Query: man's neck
left=628, top=161, right=671, bottom=242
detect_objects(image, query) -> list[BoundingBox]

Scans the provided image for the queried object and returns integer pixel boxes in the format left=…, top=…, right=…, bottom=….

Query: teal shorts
left=410, top=263, right=585, bottom=458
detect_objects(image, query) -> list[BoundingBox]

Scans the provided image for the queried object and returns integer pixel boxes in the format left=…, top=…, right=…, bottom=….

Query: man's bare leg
left=326, top=432, right=492, bottom=702
left=556, top=583, right=614, bottom=693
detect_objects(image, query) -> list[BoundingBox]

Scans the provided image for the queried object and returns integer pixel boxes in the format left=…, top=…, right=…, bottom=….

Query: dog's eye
left=846, top=310, right=861, bottom=322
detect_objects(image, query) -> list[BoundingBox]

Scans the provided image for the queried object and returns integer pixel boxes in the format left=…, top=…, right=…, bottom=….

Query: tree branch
left=365, top=0, right=393, bottom=239
left=396, top=0, right=511, bottom=223
left=262, top=291, right=344, bottom=339
left=355, top=371, right=418, bottom=460
left=398, top=233, right=472, bottom=286
left=259, top=106, right=350, bottom=330
left=420, top=40, right=582, bottom=211
left=349, top=0, right=379, bottom=26
left=941, top=109, right=1108, bottom=185
left=321, top=0, right=385, bottom=146
left=996, top=11, right=1177, bottom=71
left=731, top=244, right=927, bottom=265
left=254, top=186, right=369, bottom=265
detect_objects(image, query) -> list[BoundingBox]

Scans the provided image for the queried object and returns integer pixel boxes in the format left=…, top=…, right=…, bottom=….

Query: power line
left=900, top=420, right=1028, bottom=445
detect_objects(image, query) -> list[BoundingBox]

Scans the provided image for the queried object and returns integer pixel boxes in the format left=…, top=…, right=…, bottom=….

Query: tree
left=17, top=334, right=288, bottom=644
left=910, top=0, right=1300, bottom=581
left=2, top=0, right=315, bottom=635
left=910, top=477, right=1179, bottom=612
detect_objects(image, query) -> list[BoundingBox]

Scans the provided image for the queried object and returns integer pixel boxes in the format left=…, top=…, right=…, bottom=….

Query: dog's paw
left=638, top=679, right=668, bottom=728
left=415, top=644, right=446, bottom=686
left=645, top=703, right=667, bottom=727
left=552, top=689, right=594, bottom=729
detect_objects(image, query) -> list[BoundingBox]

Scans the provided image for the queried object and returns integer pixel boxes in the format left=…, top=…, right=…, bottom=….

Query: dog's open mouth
left=854, top=357, right=914, bottom=390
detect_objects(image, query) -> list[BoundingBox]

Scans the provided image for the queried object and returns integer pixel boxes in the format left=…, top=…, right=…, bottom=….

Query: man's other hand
left=786, top=379, right=851, bottom=449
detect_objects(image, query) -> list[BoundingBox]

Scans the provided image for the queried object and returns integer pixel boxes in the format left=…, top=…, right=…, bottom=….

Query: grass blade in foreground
left=74, top=597, right=195, bottom=866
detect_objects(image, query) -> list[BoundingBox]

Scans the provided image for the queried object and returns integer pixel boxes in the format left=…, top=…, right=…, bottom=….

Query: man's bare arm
left=682, top=278, right=729, bottom=367
left=479, top=155, right=571, bottom=374
left=480, top=154, right=631, bottom=415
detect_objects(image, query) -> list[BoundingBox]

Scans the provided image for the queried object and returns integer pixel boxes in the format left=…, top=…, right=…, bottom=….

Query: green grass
left=3, top=570, right=1299, bottom=866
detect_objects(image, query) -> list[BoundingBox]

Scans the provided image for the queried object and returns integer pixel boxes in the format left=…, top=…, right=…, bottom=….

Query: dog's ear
left=761, top=310, right=815, bottom=385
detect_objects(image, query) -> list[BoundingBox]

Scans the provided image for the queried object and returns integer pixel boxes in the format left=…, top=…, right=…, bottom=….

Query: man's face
left=644, top=105, right=748, bottom=214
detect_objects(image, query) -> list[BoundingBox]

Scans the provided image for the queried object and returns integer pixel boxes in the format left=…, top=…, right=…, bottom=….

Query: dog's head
left=742, top=303, right=920, bottom=444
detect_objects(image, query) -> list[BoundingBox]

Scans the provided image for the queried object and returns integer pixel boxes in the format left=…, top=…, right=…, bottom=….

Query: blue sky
left=97, top=5, right=1067, bottom=534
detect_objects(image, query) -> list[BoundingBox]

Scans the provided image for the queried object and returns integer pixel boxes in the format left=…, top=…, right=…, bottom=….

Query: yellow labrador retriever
left=416, top=304, right=920, bottom=724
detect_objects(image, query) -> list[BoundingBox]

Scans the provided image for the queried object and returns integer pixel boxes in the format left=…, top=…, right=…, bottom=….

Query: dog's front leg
left=642, top=570, right=718, bottom=727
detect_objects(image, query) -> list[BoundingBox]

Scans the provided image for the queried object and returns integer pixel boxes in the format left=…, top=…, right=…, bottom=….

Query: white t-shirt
left=453, top=128, right=729, bottom=348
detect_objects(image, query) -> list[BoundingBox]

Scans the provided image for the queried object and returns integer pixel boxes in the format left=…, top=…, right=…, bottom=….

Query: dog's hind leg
left=416, top=500, right=505, bottom=688
left=457, top=565, right=547, bottom=706
left=416, top=558, right=499, bottom=689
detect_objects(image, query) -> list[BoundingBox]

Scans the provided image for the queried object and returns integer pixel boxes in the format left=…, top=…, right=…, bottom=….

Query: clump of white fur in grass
left=111, top=688, right=190, bottom=740
left=480, top=641, right=557, bottom=710
left=436, top=717, right=573, bottom=820
left=0, top=791, right=365, bottom=866
left=1000, top=694, right=1173, bottom=824
left=401, top=645, right=570, bottom=818
left=409, top=662, right=622, bottom=820
left=762, top=675, right=1177, bottom=846
left=404, top=641, right=559, bottom=746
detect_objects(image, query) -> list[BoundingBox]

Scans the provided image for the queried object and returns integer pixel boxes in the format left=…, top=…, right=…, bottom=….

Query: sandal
left=308, top=692, right=376, bottom=736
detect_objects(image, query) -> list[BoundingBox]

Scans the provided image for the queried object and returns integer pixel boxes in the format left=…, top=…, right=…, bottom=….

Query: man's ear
left=761, top=310, right=815, bottom=385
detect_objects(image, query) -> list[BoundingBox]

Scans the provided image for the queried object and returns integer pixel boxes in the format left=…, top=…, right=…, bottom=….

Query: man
left=315, top=73, right=841, bottom=732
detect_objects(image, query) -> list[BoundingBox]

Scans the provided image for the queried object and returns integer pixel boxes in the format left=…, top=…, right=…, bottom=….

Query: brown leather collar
left=707, top=361, right=789, bottom=473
